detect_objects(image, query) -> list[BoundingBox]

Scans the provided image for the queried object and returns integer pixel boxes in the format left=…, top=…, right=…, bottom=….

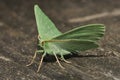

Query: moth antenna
left=53, top=53, right=65, bottom=69
left=37, top=52, right=46, bottom=72
left=26, top=50, right=37, bottom=66
left=61, top=54, right=71, bottom=63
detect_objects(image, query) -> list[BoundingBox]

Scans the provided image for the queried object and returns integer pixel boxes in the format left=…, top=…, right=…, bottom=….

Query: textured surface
left=0, top=0, right=120, bottom=80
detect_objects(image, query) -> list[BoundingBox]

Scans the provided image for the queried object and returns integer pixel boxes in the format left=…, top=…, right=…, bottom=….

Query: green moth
left=27, top=5, right=105, bottom=72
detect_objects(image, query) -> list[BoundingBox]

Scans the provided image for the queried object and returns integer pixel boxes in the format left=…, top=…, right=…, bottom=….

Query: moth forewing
left=34, top=5, right=62, bottom=41
left=53, top=24, right=105, bottom=41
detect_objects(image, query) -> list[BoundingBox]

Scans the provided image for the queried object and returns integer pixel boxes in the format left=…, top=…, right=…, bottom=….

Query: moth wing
left=49, top=39, right=98, bottom=52
left=34, top=5, right=62, bottom=41
left=53, top=24, right=105, bottom=41
left=50, top=24, right=105, bottom=52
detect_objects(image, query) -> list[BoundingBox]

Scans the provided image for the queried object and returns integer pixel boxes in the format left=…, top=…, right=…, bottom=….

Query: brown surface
left=0, top=0, right=120, bottom=80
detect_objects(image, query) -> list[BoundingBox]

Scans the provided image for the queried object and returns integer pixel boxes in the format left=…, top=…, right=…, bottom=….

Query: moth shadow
left=43, top=53, right=77, bottom=62
left=61, top=53, right=105, bottom=59
left=43, top=54, right=56, bottom=62
left=43, top=52, right=105, bottom=63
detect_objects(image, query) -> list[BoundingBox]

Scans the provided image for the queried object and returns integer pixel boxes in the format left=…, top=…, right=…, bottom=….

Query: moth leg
left=54, top=53, right=65, bottom=69
left=61, top=55, right=71, bottom=63
left=38, top=35, right=41, bottom=40
left=37, top=52, right=46, bottom=72
left=26, top=50, right=43, bottom=66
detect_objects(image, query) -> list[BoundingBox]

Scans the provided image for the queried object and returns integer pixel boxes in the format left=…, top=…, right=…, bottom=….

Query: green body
left=34, top=5, right=105, bottom=56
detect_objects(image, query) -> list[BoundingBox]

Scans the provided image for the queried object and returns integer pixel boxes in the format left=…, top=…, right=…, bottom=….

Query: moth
left=27, top=5, right=105, bottom=72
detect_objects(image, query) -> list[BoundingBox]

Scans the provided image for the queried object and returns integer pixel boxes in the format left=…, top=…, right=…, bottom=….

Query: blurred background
left=0, top=0, right=120, bottom=80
